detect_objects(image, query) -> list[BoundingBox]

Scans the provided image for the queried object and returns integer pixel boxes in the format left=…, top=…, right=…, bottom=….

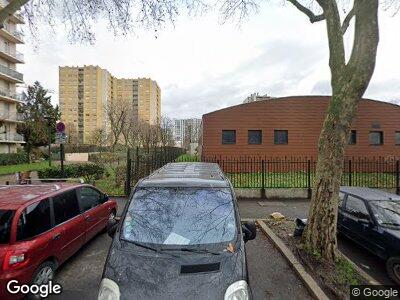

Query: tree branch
left=287, top=0, right=325, bottom=23
left=341, top=7, right=354, bottom=35
left=0, top=0, right=29, bottom=27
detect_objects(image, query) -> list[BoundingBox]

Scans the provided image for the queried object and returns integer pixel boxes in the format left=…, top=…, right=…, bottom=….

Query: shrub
left=37, top=163, right=105, bottom=183
left=0, top=152, right=28, bottom=166
left=114, top=165, right=126, bottom=187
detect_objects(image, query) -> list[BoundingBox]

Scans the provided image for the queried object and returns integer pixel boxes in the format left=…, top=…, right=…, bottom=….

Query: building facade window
left=396, top=132, right=400, bottom=145
left=248, top=130, right=262, bottom=145
left=222, top=130, right=236, bottom=145
left=274, top=130, right=288, bottom=145
left=349, top=130, right=357, bottom=145
left=369, top=131, right=383, bottom=145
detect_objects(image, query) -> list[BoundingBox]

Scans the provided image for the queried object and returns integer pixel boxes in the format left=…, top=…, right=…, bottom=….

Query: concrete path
left=246, top=229, right=311, bottom=300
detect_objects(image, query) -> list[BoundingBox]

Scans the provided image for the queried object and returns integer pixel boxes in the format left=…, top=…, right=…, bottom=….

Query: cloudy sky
left=18, top=2, right=400, bottom=119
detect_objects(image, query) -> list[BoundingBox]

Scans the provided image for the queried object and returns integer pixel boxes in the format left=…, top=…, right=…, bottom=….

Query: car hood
left=103, top=240, right=246, bottom=300
left=383, top=227, right=400, bottom=239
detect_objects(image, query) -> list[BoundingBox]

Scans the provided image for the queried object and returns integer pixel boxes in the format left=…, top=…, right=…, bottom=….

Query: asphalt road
left=48, top=197, right=312, bottom=300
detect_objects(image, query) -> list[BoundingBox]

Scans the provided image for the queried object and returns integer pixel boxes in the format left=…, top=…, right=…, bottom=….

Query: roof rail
left=2, top=178, right=85, bottom=185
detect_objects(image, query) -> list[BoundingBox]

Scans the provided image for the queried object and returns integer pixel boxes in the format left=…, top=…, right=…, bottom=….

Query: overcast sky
left=18, top=2, right=400, bottom=119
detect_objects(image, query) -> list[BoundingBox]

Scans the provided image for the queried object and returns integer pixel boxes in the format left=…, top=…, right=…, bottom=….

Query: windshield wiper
left=127, top=241, right=161, bottom=252
left=161, top=247, right=221, bottom=255
left=381, top=222, right=400, bottom=227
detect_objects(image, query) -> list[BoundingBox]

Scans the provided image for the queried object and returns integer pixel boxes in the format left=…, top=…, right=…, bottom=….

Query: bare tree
left=121, top=106, right=141, bottom=148
left=90, top=128, right=108, bottom=152
left=106, top=99, right=129, bottom=151
left=3, top=0, right=396, bottom=261
left=159, top=116, right=175, bottom=147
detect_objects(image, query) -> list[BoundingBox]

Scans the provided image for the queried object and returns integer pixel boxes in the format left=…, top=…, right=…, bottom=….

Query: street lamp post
left=43, top=115, right=52, bottom=167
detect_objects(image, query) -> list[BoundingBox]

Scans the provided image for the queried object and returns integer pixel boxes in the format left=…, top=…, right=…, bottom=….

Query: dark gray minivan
left=99, top=162, right=256, bottom=300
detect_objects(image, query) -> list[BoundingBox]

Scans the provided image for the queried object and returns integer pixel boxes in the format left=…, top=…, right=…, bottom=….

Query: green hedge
left=0, top=152, right=28, bottom=166
left=37, top=163, right=105, bottom=183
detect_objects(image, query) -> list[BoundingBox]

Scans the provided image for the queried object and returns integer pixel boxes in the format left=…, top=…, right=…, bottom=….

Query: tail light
left=2, top=250, right=29, bottom=271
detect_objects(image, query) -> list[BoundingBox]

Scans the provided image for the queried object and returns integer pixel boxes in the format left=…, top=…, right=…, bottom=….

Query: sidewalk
left=246, top=229, right=312, bottom=300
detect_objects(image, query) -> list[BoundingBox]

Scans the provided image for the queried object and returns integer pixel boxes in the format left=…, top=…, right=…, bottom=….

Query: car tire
left=103, top=210, right=117, bottom=233
left=27, top=261, right=57, bottom=299
left=32, top=261, right=56, bottom=285
left=386, top=257, right=400, bottom=285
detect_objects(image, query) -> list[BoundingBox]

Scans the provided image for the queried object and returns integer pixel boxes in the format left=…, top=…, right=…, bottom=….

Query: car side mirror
left=107, top=218, right=119, bottom=238
left=103, top=193, right=110, bottom=203
left=242, top=221, right=257, bottom=243
left=357, top=218, right=373, bottom=227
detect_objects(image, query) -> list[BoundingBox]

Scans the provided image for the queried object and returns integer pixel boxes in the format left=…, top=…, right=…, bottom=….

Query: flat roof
left=139, top=162, right=230, bottom=188
left=340, top=186, right=400, bottom=201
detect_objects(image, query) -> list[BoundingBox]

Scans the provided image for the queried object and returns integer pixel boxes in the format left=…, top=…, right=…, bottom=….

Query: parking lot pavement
left=49, top=232, right=111, bottom=299
left=246, top=229, right=312, bottom=299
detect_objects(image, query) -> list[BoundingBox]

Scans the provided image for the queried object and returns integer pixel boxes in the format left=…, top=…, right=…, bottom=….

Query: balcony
left=0, top=88, right=23, bottom=102
left=0, top=64, right=23, bottom=83
left=0, top=24, right=24, bottom=44
left=0, top=44, right=24, bottom=63
left=0, top=132, right=25, bottom=143
left=0, top=111, right=23, bottom=122
left=0, top=2, right=24, bottom=24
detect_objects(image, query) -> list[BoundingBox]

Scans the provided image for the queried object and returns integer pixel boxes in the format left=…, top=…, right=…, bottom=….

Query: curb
left=256, top=219, right=329, bottom=300
left=339, top=252, right=381, bottom=285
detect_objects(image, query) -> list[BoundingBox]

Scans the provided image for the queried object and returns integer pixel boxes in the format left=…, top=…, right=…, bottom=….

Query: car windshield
left=369, top=200, right=400, bottom=228
left=122, top=187, right=236, bottom=247
left=0, top=210, right=15, bottom=244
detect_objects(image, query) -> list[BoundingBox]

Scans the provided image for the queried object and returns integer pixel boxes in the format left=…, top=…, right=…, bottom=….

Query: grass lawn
left=175, top=154, right=200, bottom=162
left=226, top=172, right=397, bottom=188
left=94, top=166, right=125, bottom=196
left=0, top=161, right=51, bottom=176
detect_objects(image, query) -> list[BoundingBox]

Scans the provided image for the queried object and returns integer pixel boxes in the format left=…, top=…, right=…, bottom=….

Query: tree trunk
left=302, top=0, right=379, bottom=261
left=302, top=90, right=358, bottom=260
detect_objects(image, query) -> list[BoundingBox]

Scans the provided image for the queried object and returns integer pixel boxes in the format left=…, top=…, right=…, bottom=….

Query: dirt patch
left=265, top=218, right=367, bottom=300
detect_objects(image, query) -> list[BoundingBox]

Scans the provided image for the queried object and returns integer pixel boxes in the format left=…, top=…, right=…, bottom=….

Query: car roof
left=340, top=186, right=400, bottom=201
left=139, top=162, right=230, bottom=188
left=0, top=183, right=81, bottom=210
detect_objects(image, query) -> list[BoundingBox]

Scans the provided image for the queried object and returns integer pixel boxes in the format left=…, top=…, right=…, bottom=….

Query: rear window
left=122, top=187, right=236, bottom=246
left=0, top=210, right=14, bottom=244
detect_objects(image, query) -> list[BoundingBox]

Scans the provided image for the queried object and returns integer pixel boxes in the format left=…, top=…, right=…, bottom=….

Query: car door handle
left=84, top=215, right=95, bottom=222
left=53, top=233, right=61, bottom=240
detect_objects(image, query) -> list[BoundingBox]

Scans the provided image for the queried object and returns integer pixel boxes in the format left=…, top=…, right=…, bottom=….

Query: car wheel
left=32, top=261, right=56, bottom=285
left=109, top=210, right=116, bottom=222
left=386, top=257, right=400, bottom=285
left=103, top=210, right=116, bottom=233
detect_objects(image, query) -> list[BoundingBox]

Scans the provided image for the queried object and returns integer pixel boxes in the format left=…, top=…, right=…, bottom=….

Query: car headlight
left=98, top=278, right=120, bottom=300
left=224, top=280, right=249, bottom=300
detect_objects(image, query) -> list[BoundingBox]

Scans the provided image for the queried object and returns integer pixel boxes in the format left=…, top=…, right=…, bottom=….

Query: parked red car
left=0, top=183, right=117, bottom=299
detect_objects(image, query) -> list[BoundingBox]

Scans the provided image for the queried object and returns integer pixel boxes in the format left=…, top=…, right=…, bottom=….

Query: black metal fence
left=126, top=151, right=400, bottom=196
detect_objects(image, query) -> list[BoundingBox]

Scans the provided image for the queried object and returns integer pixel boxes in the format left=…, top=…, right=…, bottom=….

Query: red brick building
left=201, top=96, right=400, bottom=159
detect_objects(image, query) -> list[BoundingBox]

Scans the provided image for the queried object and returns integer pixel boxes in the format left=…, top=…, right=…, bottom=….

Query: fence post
left=396, top=160, right=400, bottom=195
left=125, top=148, right=132, bottom=196
left=307, top=160, right=311, bottom=199
left=348, top=160, right=352, bottom=186
left=261, top=160, right=266, bottom=199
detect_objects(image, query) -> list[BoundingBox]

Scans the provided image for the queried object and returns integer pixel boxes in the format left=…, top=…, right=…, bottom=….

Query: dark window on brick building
left=369, top=131, right=383, bottom=145
left=349, top=130, right=357, bottom=145
left=248, top=130, right=262, bottom=144
left=274, top=130, right=288, bottom=145
left=396, top=132, right=400, bottom=145
left=222, top=130, right=236, bottom=144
